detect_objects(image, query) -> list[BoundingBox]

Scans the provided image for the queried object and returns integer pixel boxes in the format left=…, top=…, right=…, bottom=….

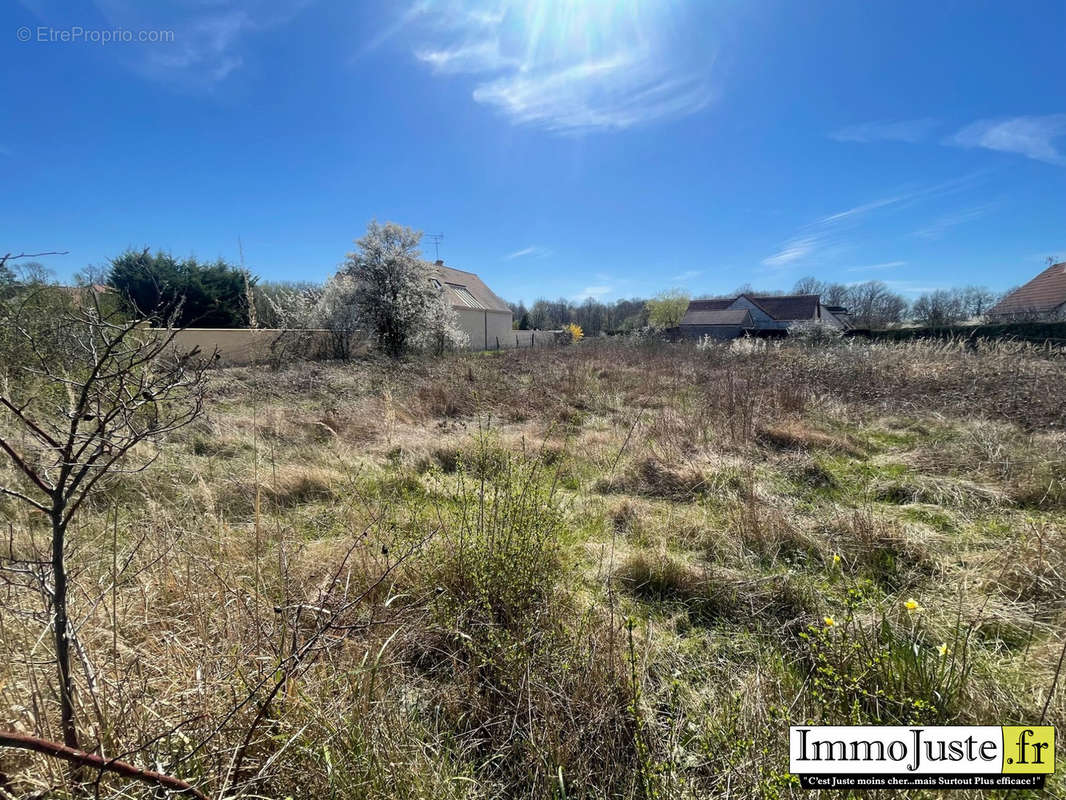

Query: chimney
left=435, top=259, right=444, bottom=266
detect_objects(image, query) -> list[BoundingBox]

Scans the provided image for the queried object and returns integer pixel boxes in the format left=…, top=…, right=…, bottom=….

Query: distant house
left=987, top=261, right=1066, bottom=320
left=678, top=294, right=847, bottom=339
left=429, top=260, right=514, bottom=349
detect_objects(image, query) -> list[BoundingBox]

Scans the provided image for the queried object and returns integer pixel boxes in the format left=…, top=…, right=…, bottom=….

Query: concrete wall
left=165, top=328, right=337, bottom=366
left=164, top=313, right=552, bottom=365
left=453, top=308, right=515, bottom=350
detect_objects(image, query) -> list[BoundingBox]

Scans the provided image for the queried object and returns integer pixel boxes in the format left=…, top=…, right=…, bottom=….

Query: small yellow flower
left=937, top=642, right=948, bottom=657
left=832, top=554, right=841, bottom=566
left=903, top=598, right=922, bottom=612
left=824, top=616, right=836, bottom=627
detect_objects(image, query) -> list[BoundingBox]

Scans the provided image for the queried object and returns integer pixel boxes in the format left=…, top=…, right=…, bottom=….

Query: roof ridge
left=431, top=263, right=478, bottom=276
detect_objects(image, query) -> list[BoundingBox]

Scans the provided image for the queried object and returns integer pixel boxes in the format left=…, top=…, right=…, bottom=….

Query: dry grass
left=1, top=337, right=1065, bottom=798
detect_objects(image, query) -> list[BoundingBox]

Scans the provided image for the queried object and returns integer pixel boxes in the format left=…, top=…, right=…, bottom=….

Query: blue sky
left=3, top=0, right=1065, bottom=303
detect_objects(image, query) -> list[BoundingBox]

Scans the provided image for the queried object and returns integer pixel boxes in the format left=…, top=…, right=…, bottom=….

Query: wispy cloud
left=361, top=1, right=430, bottom=55
left=830, top=118, right=938, bottom=144
left=41, top=0, right=312, bottom=86
left=761, top=174, right=985, bottom=270
left=881, top=280, right=945, bottom=297
left=504, top=245, right=552, bottom=260
left=400, top=1, right=715, bottom=133
left=911, top=205, right=994, bottom=240
left=845, top=261, right=906, bottom=272
left=416, top=39, right=518, bottom=74
left=947, top=114, right=1066, bottom=166
left=817, top=194, right=913, bottom=225
left=762, top=236, right=820, bottom=268
left=671, top=269, right=703, bottom=281
left=574, top=285, right=611, bottom=300
left=762, top=194, right=906, bottom=268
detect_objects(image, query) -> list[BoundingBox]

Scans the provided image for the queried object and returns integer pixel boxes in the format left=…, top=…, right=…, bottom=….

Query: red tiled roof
left=988, top=262, right=1066, bottom=315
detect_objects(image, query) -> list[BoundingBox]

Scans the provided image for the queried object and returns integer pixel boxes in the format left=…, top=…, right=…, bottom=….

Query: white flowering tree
left=342, top=221, right=459, bottom=358
left=262, top=275, right=361, bottom=360
left=414, top=288, right=469, bottom=354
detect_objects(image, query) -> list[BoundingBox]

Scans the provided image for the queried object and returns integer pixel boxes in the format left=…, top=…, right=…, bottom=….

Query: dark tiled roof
left=744, top=294, right=820, bottom=321
left=430, top=262, right=511, bottom=313
left=680, top=308, right=752, bottom=326
left=988, top=262, right=1066, bottom=315
left=685, top=298, right=734, bottom=312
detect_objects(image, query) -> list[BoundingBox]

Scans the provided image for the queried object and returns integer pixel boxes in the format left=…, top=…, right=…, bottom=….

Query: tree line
left=3, top=246, right=1015, bottom=337
left=507, top=278, right=1010, bottom=333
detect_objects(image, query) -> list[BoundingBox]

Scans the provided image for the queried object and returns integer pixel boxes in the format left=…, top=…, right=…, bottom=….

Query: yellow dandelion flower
left=937, top=643, right=948, bottom=657
left=903, top=598, right=922, bottom=612
left=824, top=616, right=836, bottom=627
left=832, top=554, right=841, bottom=565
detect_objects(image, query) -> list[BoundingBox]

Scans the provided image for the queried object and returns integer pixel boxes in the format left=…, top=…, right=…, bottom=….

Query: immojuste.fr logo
left=790, top=725, right=1055, bottom=790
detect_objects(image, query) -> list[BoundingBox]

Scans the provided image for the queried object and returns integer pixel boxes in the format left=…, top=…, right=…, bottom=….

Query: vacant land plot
left=2, top=337, right=1064, bottom=798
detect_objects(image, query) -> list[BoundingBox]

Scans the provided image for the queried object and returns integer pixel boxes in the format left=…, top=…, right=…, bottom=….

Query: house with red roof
left=987, top=261, right=1066, bottom=320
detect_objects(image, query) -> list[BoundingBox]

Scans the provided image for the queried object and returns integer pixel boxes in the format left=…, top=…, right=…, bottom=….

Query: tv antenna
left=427, top=233, right=444, bottom=261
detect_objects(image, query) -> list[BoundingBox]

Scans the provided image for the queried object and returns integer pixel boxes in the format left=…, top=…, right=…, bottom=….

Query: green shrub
left=798, top=603, right=972, bottom=725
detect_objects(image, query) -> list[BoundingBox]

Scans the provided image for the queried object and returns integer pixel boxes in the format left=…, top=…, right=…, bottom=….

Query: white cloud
left=761, top=174, right=986, bottom=269
left=361, top=1, right=430, bottom=55
left=44, top=0, right=312, bottom=86
left=816, top=194, right=913, bottom=225
left=845, top=261, right=906, bottom=272
left=405, top=1, right=715, bottom=133
left=830, top=118, right=938, bottom=144
left=416, top=39, right=518, bottom=74
left=911, top=205, right=994, bottom=240
left=504, top=245, right=551, bottom=260
left=881, top=280, right=945, bottom=297
left=472, top=55, right=713, bottom=133
left=574, top=285, right=611, bottom=300
left=947, top=114, right=1066, bottom=166
left=671, top=269, right=703, bottom=281
left=762, top=235, right=819, bottom=267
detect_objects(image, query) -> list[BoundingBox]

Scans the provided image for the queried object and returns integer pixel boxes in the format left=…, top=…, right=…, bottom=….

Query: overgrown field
left=2, top=338, right=1065, bottom=798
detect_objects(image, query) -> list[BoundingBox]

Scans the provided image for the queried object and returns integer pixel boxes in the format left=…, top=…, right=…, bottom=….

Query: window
left=448, top=283, right=484, bottom=308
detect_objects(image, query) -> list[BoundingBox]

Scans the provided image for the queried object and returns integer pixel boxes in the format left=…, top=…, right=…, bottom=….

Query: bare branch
left=0, top=729, right=207, bottom=799
left=0, top=251, right=69, bottom=269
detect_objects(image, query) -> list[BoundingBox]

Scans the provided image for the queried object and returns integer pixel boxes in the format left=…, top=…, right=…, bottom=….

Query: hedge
left=857, top=321, right=1066, bottom=346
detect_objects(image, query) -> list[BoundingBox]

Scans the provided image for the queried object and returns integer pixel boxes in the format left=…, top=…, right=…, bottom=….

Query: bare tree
left=959, top=285, right=997, bottom=318
left=0, top=286, right=210, bottom=753
left=792, top=276, right=826, bottom=295
left=846, top=280, right=908, bottom=328
left=911, top=289, right=967, bottom=326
